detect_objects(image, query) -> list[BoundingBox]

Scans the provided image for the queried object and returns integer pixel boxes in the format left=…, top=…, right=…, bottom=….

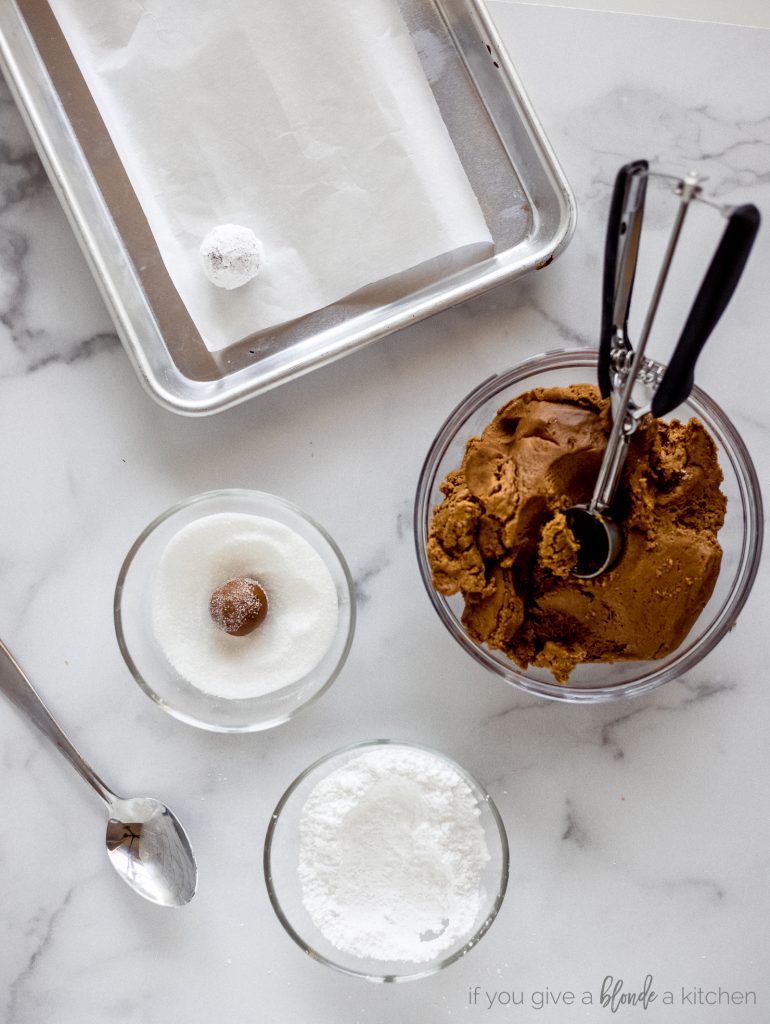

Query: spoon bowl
left=106, top=797, right=197, bottom=906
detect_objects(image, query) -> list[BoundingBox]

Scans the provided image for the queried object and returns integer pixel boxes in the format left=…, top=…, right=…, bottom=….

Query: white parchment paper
left=48, top=0, right=493, bottom=351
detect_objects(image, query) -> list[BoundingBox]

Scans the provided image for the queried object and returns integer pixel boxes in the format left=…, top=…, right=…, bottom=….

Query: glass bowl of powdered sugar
left=114, top=490, right=355, bottom=731
left=264, top=740, right=509, bottom=981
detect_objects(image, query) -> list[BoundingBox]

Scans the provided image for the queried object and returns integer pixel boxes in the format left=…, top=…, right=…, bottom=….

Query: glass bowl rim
left=113, top=488, right=356, bottom=732
left=263, top=737, right=510, bottom=982
left=414, top=348, right=764, bottom=703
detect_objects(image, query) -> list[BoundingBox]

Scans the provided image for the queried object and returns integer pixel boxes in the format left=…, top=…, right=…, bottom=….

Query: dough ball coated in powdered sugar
left=199, top=224, right=264, bottom=290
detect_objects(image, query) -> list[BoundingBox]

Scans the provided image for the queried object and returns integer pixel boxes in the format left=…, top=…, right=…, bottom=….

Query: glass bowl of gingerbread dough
left=115, top=489, right=356, bottom=731
left=414, top=349, right=762, bottom=702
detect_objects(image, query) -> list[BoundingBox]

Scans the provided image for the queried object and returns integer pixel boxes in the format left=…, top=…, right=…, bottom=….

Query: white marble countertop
left=1, top=4, right=768, bottom=1023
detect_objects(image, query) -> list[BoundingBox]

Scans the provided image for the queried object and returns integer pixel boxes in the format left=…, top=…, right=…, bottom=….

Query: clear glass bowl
left=114, top=490, right=355, bottom=731
left=264, top=739, right=509, bottom=982
left=414, top=349, right=763, bottom=703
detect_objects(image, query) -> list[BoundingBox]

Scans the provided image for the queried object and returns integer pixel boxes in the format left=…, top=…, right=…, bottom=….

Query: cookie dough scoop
left=567, top=161, right=759, bottom=578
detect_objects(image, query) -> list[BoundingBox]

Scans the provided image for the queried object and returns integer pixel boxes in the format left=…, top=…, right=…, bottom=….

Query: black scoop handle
left=599, top=159, right=649, bottom=398
left=652, top=203, right=760, bottom=417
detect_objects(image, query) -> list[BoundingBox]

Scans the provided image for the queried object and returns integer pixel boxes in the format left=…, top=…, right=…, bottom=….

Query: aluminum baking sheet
left=0, top=0, right=575, bottom=415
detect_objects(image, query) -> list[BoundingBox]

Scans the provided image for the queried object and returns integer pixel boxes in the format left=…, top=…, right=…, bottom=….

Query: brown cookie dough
left=427, top=384, right=726, bottom=683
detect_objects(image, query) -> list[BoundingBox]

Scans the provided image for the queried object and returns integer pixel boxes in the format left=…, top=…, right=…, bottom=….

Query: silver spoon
left=567, top=164, right=760, bottom=578
left=0, top=638, right=197, bottom=906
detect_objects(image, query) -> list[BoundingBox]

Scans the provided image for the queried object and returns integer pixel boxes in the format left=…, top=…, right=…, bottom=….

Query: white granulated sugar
left=199, top=224, right=263, bottom=289
left=152, top=513, right=338, bottom=699
left=299, top=746, right=490, bottom=963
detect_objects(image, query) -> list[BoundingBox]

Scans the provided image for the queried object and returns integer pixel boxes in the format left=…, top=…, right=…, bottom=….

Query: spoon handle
left=0, top=639, right=116, bottom=808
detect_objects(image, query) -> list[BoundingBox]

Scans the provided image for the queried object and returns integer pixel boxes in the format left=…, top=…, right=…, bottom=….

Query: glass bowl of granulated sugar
left=264, top=739, right=509, bottom=981
left=114, top=490, right=355, bottom=732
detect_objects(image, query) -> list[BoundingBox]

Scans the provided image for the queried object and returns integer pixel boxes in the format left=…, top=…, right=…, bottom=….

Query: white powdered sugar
left=298, top=746, right=490, bottom=962
left=152, top=513, right=338, bottom=699
left=199, top=224, right=263, bottom=289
